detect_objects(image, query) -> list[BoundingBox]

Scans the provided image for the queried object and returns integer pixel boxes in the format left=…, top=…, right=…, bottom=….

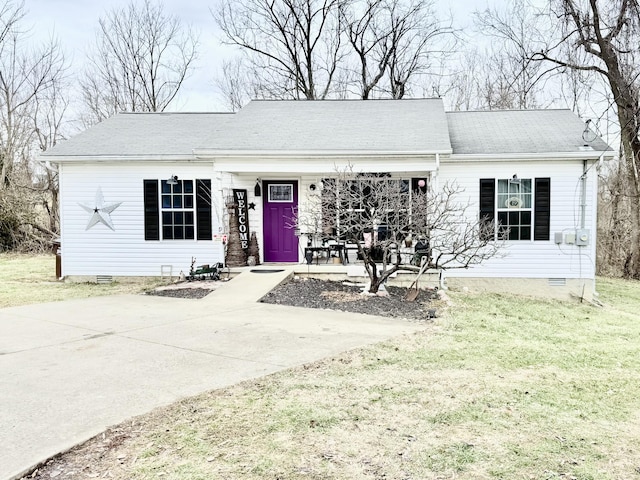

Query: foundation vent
left=97, top=275, right=113, bottom=284
left=548, top=278, right=566, bottom=287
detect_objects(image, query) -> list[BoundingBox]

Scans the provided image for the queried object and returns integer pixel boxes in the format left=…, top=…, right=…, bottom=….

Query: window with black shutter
left=143, top=179, right=212, bottom=241
left=479, top=177, right=550, bottom=241
left=160, top=179, right=195, bottom=240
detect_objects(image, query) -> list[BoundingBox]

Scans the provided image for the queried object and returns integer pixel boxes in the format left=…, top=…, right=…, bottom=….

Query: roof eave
left=192, top=149, right=452, bottom=159
left=41, top=154, right=204, bottom=163
left=444, top=150, right=615, bottom=162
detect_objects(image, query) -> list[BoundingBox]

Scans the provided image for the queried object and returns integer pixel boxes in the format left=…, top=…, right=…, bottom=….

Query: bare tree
left=532, top=0, right=640, bottom=279
left=214, top=58, right=251, bottom=112
left=0, top=1, right=64, bottom=188
left=293, top=170, right=502, bottom=294
left=338, top=0, right=455, bottom=100
left=0, top=1, right=67, bottom=250
left=385, top=0, right=454, bottom=99
left=215, top=0, right=346, bottom=100
left=33, top=78, right=68, bottom=234
left=340, top=0, right=393, bottom=99
left=214, top=57, right=293, bottom=111
left=473, top=0, right=556, bottom=110
left=81, top=0, right=198, bottom=125
left=214, top=0, right=455, bottom=103
left=597, top=153, right=632, bottom=276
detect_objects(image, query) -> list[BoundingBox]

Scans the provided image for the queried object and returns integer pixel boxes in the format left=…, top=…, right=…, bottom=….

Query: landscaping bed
left=260, top=276, right=440, bottom=321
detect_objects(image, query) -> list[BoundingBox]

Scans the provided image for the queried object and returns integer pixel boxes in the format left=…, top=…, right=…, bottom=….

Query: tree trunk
left=617, top=103, right=640, bottom=279
left=622, top=152, right=640, bottom=279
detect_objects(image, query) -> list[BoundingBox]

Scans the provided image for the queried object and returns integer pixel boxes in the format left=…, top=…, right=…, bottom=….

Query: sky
left=28, top=0, right=227, bottom=112
left=24, top=0, right=499, bottom=113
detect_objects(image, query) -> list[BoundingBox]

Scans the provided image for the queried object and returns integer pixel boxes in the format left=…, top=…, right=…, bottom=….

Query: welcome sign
left=233, top=189, right=250, bottom=250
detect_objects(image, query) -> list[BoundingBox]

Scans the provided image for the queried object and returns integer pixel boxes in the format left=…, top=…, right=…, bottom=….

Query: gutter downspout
left=577, top=159, right=589, bottom=302
left=580, top=152, right=606, bottom=229
left=580, top=160, right=588, bottom=230
left=433, top=153, right=440, bottom=190
left=578, top=152, right=606, bottom=303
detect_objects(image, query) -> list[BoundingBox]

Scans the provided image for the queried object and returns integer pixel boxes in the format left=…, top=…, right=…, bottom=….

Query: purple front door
left=263, top=180, right=299, bottom=262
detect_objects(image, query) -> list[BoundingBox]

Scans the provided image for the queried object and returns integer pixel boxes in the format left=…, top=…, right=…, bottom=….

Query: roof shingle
left=446, top=109, right=611, bottom=154
left=43, top=100, right=611, bottom=159
left=43, top=112, right=234, bottom=157
left=198, top=98, right=451, bottom=153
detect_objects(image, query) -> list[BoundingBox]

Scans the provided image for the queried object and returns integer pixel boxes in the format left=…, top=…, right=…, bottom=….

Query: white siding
left=59, top=156, right=600, bottom=282
left=437, top=159, right=598, bottom=280
left=60, top=162, right=222, bottom=277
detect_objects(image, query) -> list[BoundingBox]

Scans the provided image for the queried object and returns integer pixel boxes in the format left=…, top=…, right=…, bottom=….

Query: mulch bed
left=260, top=277, right=438, bottom=322
left=145, top=277, right=440, bottom=322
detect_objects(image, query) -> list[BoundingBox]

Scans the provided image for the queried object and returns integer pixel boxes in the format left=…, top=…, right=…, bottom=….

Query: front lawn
left=0, top=254, right=163, bottom=308
left=27, top=275, right=640, bottom=479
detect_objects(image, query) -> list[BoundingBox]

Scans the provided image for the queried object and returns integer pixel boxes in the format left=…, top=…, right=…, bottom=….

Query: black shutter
left=534, top=177, right=551, bottom=241
left=196, top=179, right=212, bottom=241
left=143, top=180, right=159, bottom=240
left=479, top=178, right=495, bottom=240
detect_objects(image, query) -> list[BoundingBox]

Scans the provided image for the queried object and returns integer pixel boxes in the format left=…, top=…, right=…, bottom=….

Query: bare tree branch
left=291, top=168, right=503, bottom=293
left=215, top=0, right=345, bottom=100
left=80, top=0, right=198, bottom=125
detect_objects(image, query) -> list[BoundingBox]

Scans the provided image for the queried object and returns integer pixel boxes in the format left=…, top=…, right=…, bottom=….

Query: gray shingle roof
left=42, top=112, right=234, bottom=157
left=446, top=109, right=611, bottom=155
left=43, top=100, right=611, bottom=159
left=196, top=98, right=451, bottom=153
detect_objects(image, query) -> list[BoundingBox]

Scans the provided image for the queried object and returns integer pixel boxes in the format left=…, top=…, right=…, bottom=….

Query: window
left=143, top=179, right=212, bottom=241
left=497, top=178, right=532, bottom=240
left=479, top=177, right=550, bottom=241
left=324, top=176, right=413, bottom=241
left=161, top=179, right=194, bottom=240
left=268, top=184, right=293, bottom=202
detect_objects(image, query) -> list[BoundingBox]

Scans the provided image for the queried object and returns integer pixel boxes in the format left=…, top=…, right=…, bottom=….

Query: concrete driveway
left=0, top=269, right=425, bottom=480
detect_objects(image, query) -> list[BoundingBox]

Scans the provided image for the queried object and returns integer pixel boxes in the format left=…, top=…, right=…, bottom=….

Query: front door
left=263, top=180, right=299, bottom=262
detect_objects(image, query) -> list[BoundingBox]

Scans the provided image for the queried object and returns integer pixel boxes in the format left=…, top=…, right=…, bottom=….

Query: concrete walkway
left=0, top=268, right=425, bottom=480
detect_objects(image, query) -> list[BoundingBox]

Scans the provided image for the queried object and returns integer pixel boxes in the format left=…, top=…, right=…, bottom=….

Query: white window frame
left=496, top=178, right=533, bottom=241
left=268, top=184, right=294, bottom=203
left=160, top=179, right=195, bottom=240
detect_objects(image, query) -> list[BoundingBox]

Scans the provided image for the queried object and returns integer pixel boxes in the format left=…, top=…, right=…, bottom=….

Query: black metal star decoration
left=248, top=202, right=256, bottom=210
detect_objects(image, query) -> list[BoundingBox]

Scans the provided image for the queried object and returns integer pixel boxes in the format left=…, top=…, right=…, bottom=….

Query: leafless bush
left=292, top=168, right=503, bottom=293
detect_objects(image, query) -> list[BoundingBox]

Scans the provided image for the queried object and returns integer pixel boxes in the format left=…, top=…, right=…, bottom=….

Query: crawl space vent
left=97, top=275, right=113, bottom=284
left=548, top=278, right=567, bottom=287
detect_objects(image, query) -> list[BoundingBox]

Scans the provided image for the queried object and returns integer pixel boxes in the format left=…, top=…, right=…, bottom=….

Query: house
left=43, top=98, right=613, bottom=299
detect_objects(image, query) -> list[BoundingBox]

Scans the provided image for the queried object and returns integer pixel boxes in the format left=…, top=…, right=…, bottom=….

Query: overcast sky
left=25, top=0, right=498, bottom=112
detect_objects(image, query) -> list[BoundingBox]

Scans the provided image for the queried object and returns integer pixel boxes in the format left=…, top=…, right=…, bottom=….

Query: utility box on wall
left=576, top=229, right=590, bottom=246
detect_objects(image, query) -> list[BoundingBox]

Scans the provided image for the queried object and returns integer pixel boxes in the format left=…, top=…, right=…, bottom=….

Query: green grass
left=21, top=270, right=640, bottom=480
left=0, top=253, right=164, bottom=308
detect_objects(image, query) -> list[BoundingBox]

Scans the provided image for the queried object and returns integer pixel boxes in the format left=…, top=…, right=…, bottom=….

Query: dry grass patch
left=319, top=290, right=362, bottom=303
left=26, top=277, right=640, bottom=480
left=0, top=253, right=164, bottom=308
